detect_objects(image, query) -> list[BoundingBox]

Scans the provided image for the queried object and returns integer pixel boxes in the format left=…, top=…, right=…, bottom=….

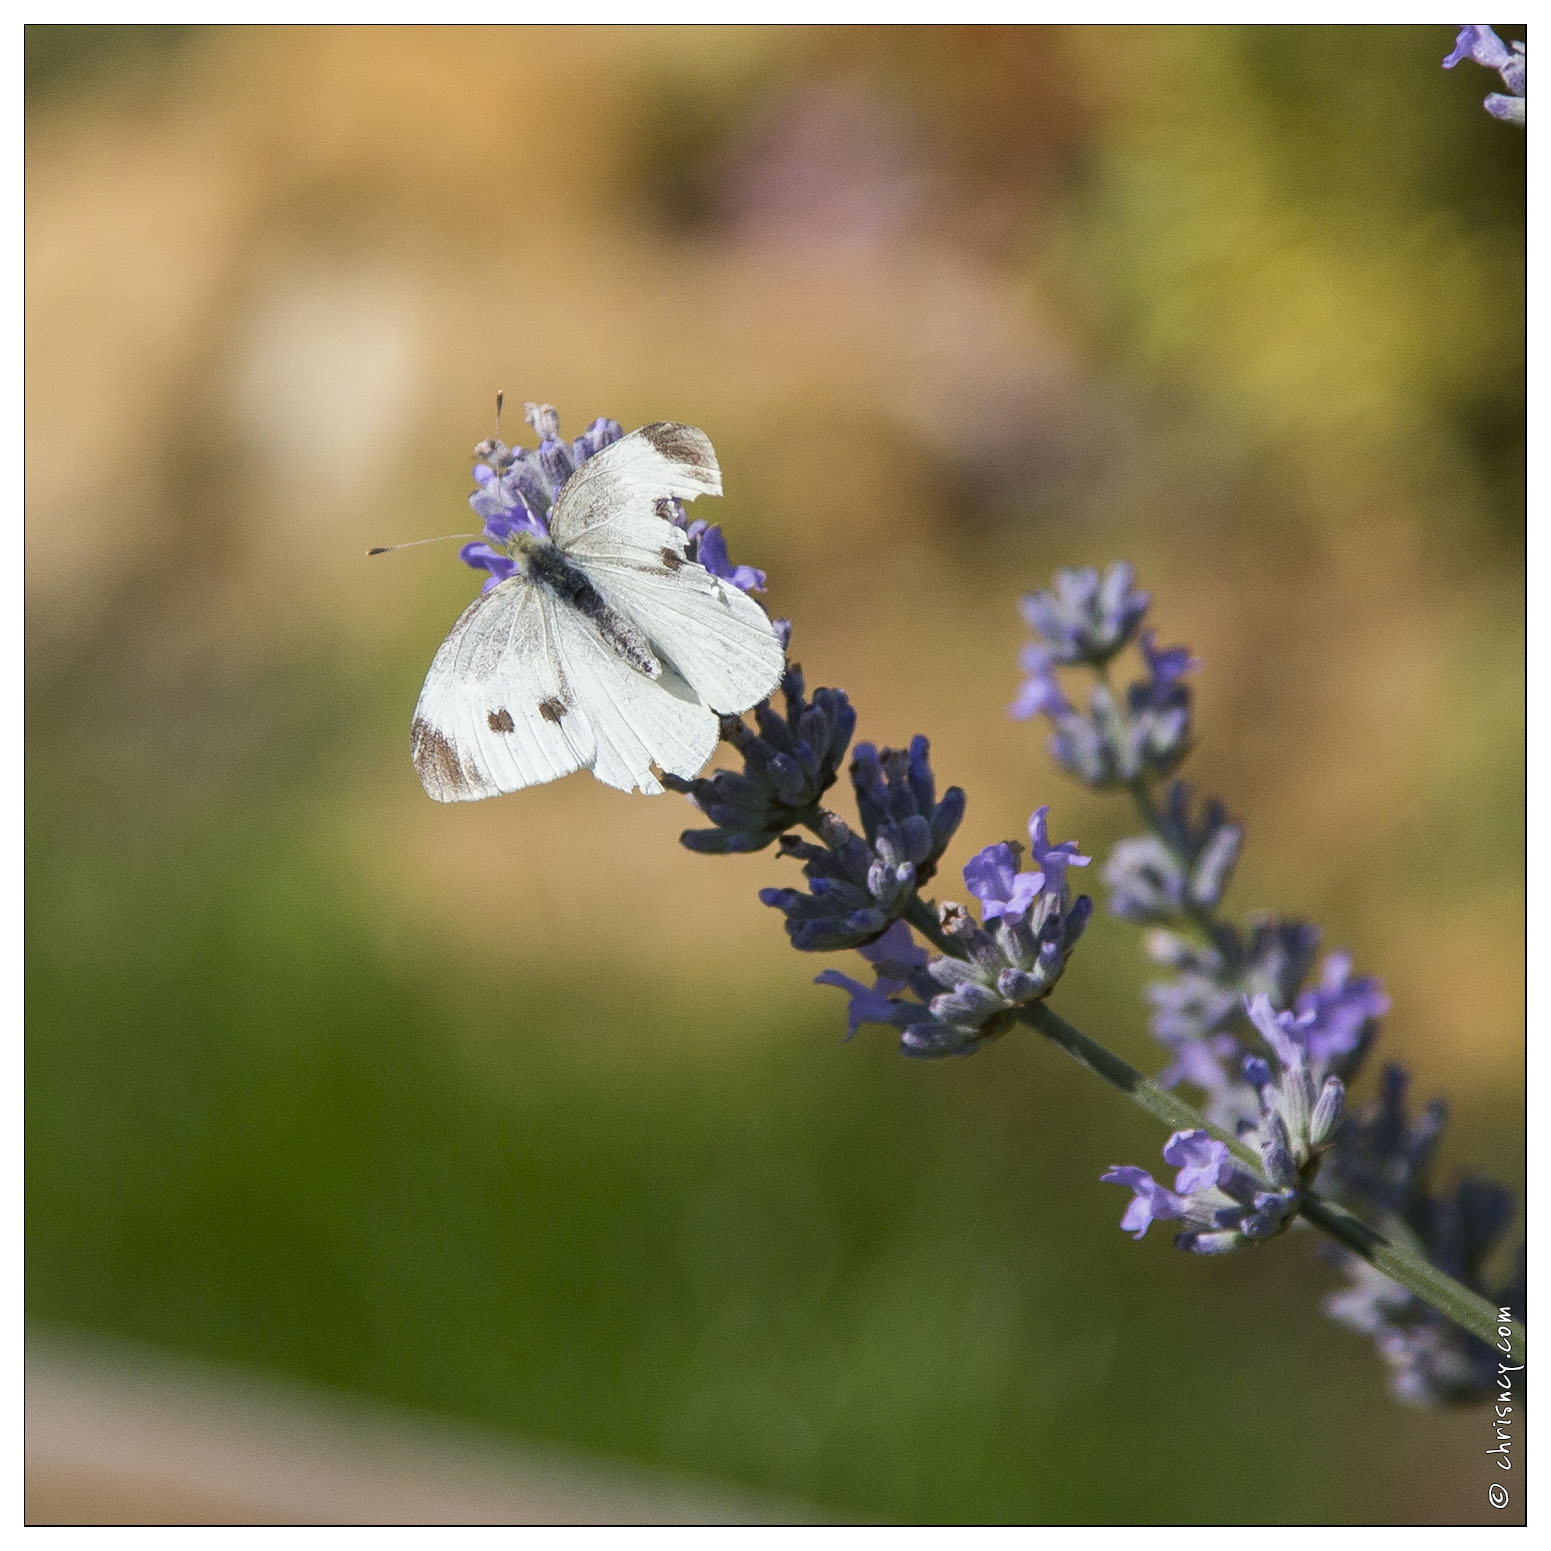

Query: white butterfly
left=411, top=421, right=785, bottom=801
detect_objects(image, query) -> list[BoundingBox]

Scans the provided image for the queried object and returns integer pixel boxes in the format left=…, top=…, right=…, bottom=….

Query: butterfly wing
left=548, top=421, right=724, bottom=553
left=549, top=423, right=785, bottom=714
left=411, top=575, right=594, bottom=801
left=542, top=593, right=720, bottom=794
left=412, top=569, right=720, bottom=800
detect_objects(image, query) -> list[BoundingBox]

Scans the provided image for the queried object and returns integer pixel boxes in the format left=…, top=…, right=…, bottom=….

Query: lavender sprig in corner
left=670, top=541, right=1518, bottom=1393
left=1012, top=562, right=1525, bottom=1404
left=1443, top=24, right=1526, bottom=126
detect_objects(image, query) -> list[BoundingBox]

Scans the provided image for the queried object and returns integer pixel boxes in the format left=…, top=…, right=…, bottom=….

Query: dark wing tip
left=638, top=422, right=720, bottom=484
left=412, top=716, right=476, bottom=801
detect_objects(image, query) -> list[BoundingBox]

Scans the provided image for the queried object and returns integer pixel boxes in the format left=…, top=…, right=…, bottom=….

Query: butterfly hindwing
left=542, top=595, right=720, bottom=794
left=580, top=554, right=785, bottom=716
left=549, top=423, right=784, bottom=714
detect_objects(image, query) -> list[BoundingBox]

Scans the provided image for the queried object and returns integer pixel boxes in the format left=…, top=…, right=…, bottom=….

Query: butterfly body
left=516, top=530, right=662, bottom=680
left=411, top=421, right=784, bottom=802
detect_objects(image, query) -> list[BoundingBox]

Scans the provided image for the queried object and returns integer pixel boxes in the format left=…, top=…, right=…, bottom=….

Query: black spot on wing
left=538, top=697, right=568, bottom=724
left=660, top=546, right=683, bottom=571
left=488, top=708, right=516, bottom=733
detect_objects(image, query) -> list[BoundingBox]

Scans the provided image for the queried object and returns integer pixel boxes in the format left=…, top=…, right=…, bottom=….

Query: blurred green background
left=26, top=24, right=1524, bottom=1524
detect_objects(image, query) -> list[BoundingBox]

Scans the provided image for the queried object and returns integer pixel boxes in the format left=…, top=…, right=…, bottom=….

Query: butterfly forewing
left=411, top=579, right=593, bottom=801
left=548, top=423, right=722, bottom=562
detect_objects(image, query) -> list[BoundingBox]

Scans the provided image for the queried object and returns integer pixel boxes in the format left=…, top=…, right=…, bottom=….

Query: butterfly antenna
left=367, top=534, right=476, bottom=557
left=374, top=392, right=506, bottom=556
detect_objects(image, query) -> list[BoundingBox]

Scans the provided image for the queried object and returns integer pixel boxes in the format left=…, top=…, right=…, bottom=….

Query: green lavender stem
left=904, top=893, right=957, bottom=957
left=802, top=816, right=1524, bottom=1360
left=1117, top=775, right=1523, bottom=1357
left=1023, top=1000, right=1525, bottom=1361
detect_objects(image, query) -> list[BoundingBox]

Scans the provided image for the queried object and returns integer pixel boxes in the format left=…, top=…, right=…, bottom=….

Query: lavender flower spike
left=761, top=737, right=965, bottom=950
left=1104, top=784, right=1242, bottom=925
left=1102, top=1129, right=1297, bottom=1255
left=1316, top=1063, right=1523, bottom=1406
left=1443, top=25, right=1526, bottom=125
left=1018, top=563, right=1149, bottom=667
left=816, top=807, right=1091, bottom=1060
left=1104, top=995, right=1345, bottom=1257
left=1010, top=571, right=1197, bottom=788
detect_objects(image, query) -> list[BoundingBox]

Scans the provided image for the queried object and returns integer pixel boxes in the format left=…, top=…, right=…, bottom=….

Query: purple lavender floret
left=456, top=541, right=518, bottom=587
left=570, top=413, right=625, bottom=464
left=1288, top=952, right=1390, bottom=1074
left=963, top=808, right=1089, bottom=925
left=1027, top=805, right=1090, bottom=893
left=1012, top=577, right=1197, bottom=789
left=1104, top=781, right=1242, bottom=924
left=1443, top=25, right=1526, bottom=125
left=1103, top=1164, right=1188, bottom=1240
left=1134, top=631, right=1198, bottom=696
left=1119, top=630, right=1197, bottom=775
left=814, top=920, right=934, bottom=1038
left=816, top=809, right=1091, bottom=1059
left=684, top=520, right=767, bottom=594
left=1018, top=563, right=1150, bottom=667
left=1102, top=1128, right=1298, bottom=1256
left=1007, top=644, right=1070, bottom=721
left=461, top=404, right=625, bottom=592
left=761, top=739, right=965, bottom=950
left=963, top=842, right=1043, bottom=922
left=1044, top=694, right=1116, bottom=785
left=668, top=648, right=854, bottom=855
